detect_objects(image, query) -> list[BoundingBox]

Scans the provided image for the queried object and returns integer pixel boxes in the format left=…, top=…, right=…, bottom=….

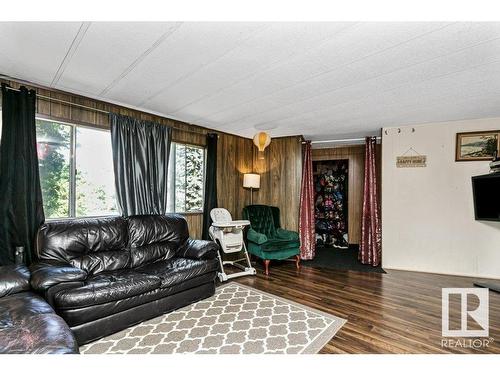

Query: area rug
left=302, top=245, right=386, bottom=273
left=80, top=283, right=346, bottom=354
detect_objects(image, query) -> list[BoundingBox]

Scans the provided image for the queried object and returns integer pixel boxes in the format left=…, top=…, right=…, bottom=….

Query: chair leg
left=264, top=260, right=270, bottom=275
left=295, top=255, right=300, bottom=270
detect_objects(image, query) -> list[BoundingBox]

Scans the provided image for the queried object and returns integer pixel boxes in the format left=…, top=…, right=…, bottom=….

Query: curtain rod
left=2, top=85, right=210, bottom=136
left=302, top=136, right=381, bottom=144
left=4, top=85, right=110, bottom=114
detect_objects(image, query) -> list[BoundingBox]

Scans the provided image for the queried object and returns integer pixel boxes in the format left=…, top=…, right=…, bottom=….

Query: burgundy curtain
left=299, top=141, right=315, bottom=260
left=359, top=137, right=382, bottom=266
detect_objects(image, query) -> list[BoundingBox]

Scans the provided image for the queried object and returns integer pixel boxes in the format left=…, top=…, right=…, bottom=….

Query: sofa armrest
left=178, top=239, right=219, bottom=260
left=30, top=260, right=87, bottom=293
left=247, top=228, right=268, bottom=245
left=276, top=228, right=299, bottom=241
left=0, top=264, right=31, bottom=298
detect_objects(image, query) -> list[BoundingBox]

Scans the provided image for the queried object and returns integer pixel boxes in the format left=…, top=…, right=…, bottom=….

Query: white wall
left=382, top=117, right=500, bottom=279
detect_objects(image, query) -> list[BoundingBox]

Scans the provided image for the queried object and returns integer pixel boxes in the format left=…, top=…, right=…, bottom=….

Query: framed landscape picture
left=455, top=130, right=500, bottom=161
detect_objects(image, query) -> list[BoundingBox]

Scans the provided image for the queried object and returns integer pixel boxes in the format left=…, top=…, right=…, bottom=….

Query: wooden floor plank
left=233, top=262, right=500, bottom=354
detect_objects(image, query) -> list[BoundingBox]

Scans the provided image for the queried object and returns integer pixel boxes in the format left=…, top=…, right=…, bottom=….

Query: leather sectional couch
left=0, top=264, right=79, bottom=354
left=30, top=214, right=219, bottom=345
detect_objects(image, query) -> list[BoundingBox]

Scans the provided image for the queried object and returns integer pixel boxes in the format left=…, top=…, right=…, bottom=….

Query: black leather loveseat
left=0, top=265, right=79, bottom=354
left=29, top=214, right=219, bottom=345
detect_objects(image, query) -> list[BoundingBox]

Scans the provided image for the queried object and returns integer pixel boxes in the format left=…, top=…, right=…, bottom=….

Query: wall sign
left=396, top=155, right=427, bottom=168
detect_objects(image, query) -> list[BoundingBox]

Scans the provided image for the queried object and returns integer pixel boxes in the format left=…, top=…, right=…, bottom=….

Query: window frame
left=35, top=116, right=119, bottom=221
left=1, top=111, right=207, bottom=218
left=168, top=141, right=207, bottom=215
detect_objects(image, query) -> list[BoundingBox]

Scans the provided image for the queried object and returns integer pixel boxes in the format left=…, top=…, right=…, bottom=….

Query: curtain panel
left=299, top=141, right=316, bottom=260
left=359, top=136, right=382, bottom=266
left=110, top=113, right=172, bottom=217
left=0, top=84, right=45, bottom=265
left=202, top=133, right=218, bottom=240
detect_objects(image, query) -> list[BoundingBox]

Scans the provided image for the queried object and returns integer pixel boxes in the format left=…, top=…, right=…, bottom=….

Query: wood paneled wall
left=252, top=136, right=303, bottom=232
left=1, top=78, right=304, bottom=238
left=216, top=134, right=254, bottom=222
left=312, top=144, right=381, bottom=244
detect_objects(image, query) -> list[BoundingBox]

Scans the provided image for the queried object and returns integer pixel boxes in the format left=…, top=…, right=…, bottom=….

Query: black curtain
left=110, top=113, right=172, bottom=217
left=202, top=133, right=218, bottom=240
left=0, top=84, right=45, bottom=265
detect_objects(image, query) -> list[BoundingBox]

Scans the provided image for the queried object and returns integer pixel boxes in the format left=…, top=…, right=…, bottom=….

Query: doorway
left=313, top=159, right=349, bottom=249
left=305, top=145, right=385, bottom=273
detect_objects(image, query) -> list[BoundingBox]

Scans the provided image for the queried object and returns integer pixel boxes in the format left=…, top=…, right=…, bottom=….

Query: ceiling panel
left=244, top=63, right=500, bottom=139
left=177, top=22, right=451, bottom=123
left=144, top=22, right=354, bottom=114
left=0, top=22, right=82, bottom=85
left=2, top=22, right=500, bottom=140
left=102, top=22, right=266, bottom=107
left=56, top=22, right=180, bottom=95
left=220, top=33, right=500, bottom=132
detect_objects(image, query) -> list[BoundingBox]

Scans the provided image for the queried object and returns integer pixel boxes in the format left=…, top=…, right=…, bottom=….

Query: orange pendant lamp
left=253, top=132, right=271, bottom=159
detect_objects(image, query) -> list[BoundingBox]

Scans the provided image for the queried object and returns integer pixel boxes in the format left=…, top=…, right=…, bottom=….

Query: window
left=36, top=119, right=117, bottom=219
left=167, top=143, right=205, bottom=213
left=0, top=112, right=204, bottom=216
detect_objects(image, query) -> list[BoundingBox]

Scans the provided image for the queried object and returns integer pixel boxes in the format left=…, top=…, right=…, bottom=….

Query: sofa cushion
left=37, top=216, right=129, bottom=275
left=127, top=215, right=189, bottom=267
left=0, top=265, right=30, bottom=298
left=136, top=257, right=219, bottom=288
left=0, top=291, right=79, bottom=354
left=0, top=292, right=54, bottom=322
left=247, top=242, right=300, bottom=260
left=261, top=238, right=300, bottom=252
left=57, top=273, right=216, bottom=327
left=129, top=241, right=178, bottom=268
left=128, top=214, right=189, bottom=248
left=54, top=269, right=161, bottom=309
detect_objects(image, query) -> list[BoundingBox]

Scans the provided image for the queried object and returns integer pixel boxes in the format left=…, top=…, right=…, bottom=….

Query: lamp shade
left=253, top=132, right=271, bottom=152
left=243, top=173, right=260, bottom=189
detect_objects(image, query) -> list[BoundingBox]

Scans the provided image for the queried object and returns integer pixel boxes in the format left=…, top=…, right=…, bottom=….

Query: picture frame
left=455, top=130, right=500, bottom=162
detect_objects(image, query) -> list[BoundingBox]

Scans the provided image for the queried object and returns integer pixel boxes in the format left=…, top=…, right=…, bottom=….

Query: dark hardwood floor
left=234, top=261, right=500, bottom=354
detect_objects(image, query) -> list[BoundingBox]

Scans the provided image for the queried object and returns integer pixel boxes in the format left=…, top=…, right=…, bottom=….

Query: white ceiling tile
left=144, top=22, right=354, bottom=114
left=102, top=22, right=267, bottom=107
left=224, top=37, right=500, bottom=131
left=56, top=22, right=180, bottom=95
left=180, top=22, right=451, bottom=123
left=2, top=22, right=500, bottom=140
left=0, top=22, right=82, bottom=85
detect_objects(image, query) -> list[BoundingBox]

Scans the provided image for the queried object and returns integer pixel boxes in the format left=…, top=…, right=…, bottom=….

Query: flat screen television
left=472, top=173, right=500, bottom=221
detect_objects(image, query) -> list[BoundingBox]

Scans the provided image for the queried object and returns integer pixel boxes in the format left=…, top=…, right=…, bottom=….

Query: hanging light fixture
left=253, top=131, right=271, bottom=160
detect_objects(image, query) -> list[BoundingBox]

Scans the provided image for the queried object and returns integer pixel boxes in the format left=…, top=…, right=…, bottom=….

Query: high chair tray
left=211, top=220, right=250, bottom=228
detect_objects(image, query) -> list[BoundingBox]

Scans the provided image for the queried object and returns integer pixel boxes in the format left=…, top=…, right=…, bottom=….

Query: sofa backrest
left=37, top=216, right=129, bottom=275
left=37, top=214, right=192, bottom=273
left=243, top=205, right=280, bottom=238
left=127, top=214, right=189, bottom=268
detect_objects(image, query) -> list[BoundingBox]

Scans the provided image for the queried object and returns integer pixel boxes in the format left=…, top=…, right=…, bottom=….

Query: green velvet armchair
left=243, top=205, right=300, bottom=275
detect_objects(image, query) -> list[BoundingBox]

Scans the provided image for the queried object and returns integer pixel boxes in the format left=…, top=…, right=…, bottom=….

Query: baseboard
left=383, top=266, right=500, bottom=281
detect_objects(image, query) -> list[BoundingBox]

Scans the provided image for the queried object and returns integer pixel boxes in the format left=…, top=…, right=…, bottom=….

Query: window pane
left=184, top=145, right=204, bottom=212
left=36, top=119, right=71, bottom=218
left=170, top=143, right=204, bottom=213
left=175, top=144, right=187, bottom=212
left=75, top=127, right=117, bottom=216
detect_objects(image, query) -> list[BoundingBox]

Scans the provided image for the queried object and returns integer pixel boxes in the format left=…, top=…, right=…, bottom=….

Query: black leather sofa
left=0, top=264, right=79, bottom=354
left=30, top=214, right=219, bottom=345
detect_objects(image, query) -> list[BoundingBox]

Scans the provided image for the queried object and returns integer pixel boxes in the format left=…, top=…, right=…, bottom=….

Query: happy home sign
left=396, top=155, right=427, bottom=168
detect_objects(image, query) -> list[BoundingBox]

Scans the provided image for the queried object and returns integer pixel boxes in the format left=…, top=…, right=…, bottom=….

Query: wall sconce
left=243, top=173, right=260, bottom=204
left=253, top=132, right=271, bottom=160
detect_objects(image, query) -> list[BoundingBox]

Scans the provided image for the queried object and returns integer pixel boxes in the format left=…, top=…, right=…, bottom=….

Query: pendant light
left=253, top=132, right=271, bottom=160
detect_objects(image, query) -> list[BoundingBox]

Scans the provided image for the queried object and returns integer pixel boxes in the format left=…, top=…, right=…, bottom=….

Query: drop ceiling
left=1, top=22, right=500, bottom=140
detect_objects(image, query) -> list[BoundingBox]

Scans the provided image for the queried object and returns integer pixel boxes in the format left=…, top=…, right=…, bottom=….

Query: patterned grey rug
left=80, top=283, right=346, bottom=354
